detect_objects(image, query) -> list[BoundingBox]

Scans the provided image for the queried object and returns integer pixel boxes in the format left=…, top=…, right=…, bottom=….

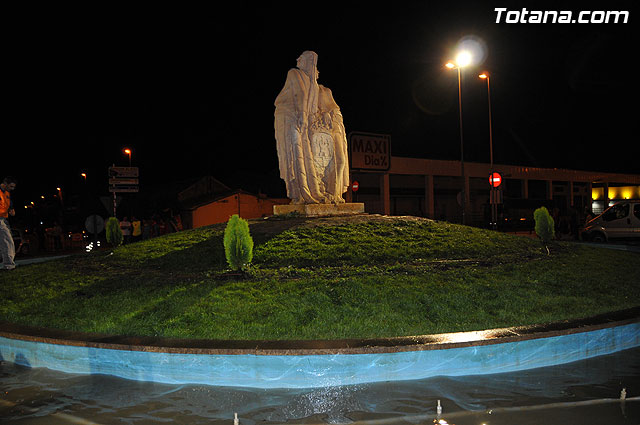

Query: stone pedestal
left=274, top=203, right=365, bottom=217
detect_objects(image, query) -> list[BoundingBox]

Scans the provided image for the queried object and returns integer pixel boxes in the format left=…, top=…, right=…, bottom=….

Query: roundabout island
left=1, top=214, right=639, bottom=389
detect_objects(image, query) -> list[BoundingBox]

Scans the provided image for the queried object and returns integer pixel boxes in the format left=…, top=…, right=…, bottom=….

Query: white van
left=580, top=201, right=640, bottom=242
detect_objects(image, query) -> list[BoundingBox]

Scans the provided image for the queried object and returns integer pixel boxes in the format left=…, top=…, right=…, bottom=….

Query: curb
left=1, top=308, right=639, bottom=388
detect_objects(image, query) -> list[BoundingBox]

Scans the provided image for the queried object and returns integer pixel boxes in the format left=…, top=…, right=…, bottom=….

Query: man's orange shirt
left=0, top=189, right=11, bottom=218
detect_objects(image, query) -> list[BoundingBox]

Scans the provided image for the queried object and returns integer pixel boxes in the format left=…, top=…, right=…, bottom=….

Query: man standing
left=0, top=177, right=17, bottom=270
left=131, top=216, right=142, bottom=242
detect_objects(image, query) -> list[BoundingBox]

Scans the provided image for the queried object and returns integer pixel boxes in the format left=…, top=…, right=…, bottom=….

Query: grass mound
left=1, top=215, right=638, bottom=340
left=256, top=218, right=540, bottom=267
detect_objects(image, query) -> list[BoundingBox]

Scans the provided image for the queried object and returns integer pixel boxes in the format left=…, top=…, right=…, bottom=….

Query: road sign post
left=489, top=172, right=502, bottom=230
left=351, top=180, right=359, bottom=202
left=108, top=166, right=139, bottom=217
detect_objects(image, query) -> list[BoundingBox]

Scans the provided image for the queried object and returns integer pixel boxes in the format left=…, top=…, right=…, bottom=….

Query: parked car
left=11, top=228, right=31, bottom=255
left=580, top=201, right=640, bottom=242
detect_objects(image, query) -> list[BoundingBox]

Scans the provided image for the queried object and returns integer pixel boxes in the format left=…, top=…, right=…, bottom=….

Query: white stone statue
left=274, top=51, right=349, bottom=204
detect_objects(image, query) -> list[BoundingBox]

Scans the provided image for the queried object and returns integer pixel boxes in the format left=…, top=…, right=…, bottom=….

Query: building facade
left=348, top=156, right=640, bottom=229
left=177, top=176, right=289, bottom=229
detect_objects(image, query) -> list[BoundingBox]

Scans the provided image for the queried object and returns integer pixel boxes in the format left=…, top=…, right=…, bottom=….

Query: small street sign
left=108, top=166, right=139, bottom=178
left=109, top=178, right=139, bottom=185
left=85, top=215, right=105, bottom=234
left=489, top=172, right=502, bottom=188
left=352, top=181, right=359, bottom=192
left=100, top=195, right=122, bottom=213
left=109, top=185, right=139, bottom=193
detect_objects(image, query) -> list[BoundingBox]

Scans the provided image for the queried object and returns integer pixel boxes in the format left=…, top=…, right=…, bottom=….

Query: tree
left=106, top=217, right=123, bottom=248
left=223, top=214, right=254, bottom=271
left=534, top=206, right=555, bottom=254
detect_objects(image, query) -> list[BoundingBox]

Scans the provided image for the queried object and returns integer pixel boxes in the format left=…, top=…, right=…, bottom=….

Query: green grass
left=1, top=216, right=638, bottom=340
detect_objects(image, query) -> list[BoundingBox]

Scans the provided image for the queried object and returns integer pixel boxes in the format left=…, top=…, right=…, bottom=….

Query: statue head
left=297, top=51, right=318, bottom=81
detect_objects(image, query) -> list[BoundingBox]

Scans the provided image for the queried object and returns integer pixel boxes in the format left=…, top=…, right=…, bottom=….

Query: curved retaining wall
left=1, top=309, right=639, bottom=389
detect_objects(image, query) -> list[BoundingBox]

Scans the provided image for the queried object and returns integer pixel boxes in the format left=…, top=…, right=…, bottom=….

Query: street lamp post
left=56, top=187, right=64, bottom=207
left=55, top=187, right=64, bottom=228
left=446, top=51, right=472, bottom=225
left=479, top=72, right=497, bottom=229
left=124, top=148, right=132, bottom=166
left=478, top=73, right=493, bottom=167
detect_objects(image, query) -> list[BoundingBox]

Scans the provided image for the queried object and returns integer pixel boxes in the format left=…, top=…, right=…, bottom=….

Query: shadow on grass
left=101, top=216, right=314, bottom=274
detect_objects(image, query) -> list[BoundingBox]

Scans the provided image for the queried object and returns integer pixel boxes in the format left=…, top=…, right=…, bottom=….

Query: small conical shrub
left=106, top=216, right=123, bottom=248
left=534, top=206, right=555, bottom=254
left=223, top=214, right=253, bottom=271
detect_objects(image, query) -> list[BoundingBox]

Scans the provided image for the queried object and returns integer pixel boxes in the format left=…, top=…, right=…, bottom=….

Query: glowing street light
left=445, top=50, right=473, bottom=69
left=455, top=51, right=473, bottom=67
left=445, top=50, right=473, bottom=225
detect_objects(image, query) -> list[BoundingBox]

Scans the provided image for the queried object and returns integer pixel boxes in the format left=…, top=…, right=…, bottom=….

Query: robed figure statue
left=274, top=51, right=349, bottom=204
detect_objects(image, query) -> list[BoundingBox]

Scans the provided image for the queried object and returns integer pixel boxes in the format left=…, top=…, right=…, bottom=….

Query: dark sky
left=6, top=1, right=636, bottom=207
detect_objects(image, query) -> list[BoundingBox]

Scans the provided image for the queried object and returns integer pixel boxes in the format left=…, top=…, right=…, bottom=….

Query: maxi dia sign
left=349, top=132, right=391, bottom=171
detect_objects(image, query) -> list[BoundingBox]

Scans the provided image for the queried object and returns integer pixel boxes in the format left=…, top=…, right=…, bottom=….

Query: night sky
left=6, top=1, right=636, bottom=211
